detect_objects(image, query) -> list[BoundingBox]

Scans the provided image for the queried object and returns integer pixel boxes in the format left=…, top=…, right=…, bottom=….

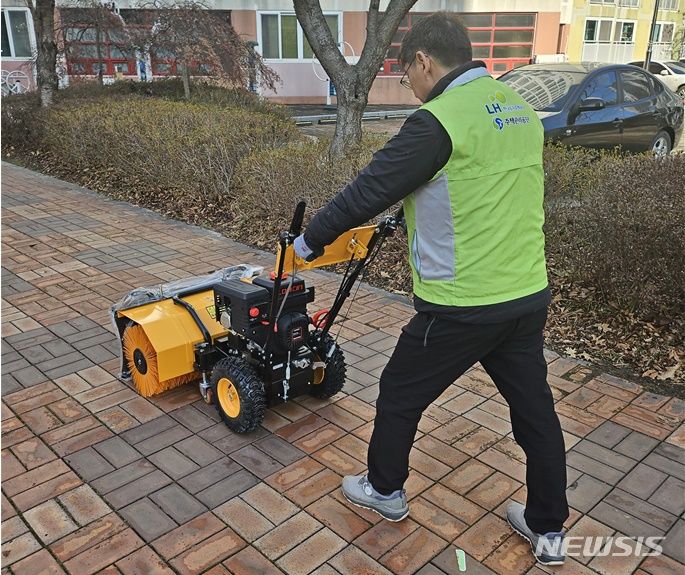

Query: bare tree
left=294, top=0, right=418, bottom=157
left=139, top=1, right=279, bottom=99
left=60, top=1, right=130, bottom=86
left=26, top=0, right=59, bottom=106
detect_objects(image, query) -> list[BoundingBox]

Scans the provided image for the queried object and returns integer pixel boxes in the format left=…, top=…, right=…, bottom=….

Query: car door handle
left=612, top=118, right=623, bottom=125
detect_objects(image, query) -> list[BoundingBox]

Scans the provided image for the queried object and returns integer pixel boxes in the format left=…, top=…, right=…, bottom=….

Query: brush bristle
left=123, top=325, right=198, bottom=397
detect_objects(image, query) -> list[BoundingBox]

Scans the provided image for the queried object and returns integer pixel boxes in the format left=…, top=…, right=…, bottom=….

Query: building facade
left=226, top=0, right=568, bottom=104
left=2, top=0, right=683, bottom=102
left=565, top=0, right=684, bottom=64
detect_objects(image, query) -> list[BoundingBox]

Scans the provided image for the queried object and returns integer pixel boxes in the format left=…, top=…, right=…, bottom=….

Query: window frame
left=1, top=8, right=35, bottom=60
left=583, top=18, right=615, bottom=43
left=256, top=11, right=342, bottom=62
left=577, top=70, right=620, bottom=107
left=654, top=21, right=675, bottom=44
left=382, top=12, right=536, bottom=77
left=619, top=68, right=654, bottom=103
left=64, top=24, right=137, bottom=77
left=613, top=20, right=636, bottom=44
left=660, top=0, right=680, bottom=11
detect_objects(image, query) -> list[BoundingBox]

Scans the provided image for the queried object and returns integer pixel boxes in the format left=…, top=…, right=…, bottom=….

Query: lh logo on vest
left=485, top=91, right=507, bottom=114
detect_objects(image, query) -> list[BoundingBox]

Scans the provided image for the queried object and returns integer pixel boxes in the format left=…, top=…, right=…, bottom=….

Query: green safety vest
left=403, top=68, right=548, bottom=307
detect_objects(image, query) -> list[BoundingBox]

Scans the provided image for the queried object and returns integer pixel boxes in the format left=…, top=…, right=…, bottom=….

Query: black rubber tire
left=651, top=130, right=672, bottom=156
left=309, top=332, right=346, bottom=399
left=211, top=357, right=266, bottom=433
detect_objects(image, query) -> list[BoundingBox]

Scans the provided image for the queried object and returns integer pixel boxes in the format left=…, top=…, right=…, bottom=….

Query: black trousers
left=367, top=308, right=569, bottom=534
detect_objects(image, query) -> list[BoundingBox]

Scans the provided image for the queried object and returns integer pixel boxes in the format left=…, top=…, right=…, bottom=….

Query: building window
left=654, top=22, right=675, bottom=44
left=259, top=12, right=339, bottom=60
left=151, top=48, right=176, bottom=75
left=614, top=21, right=635, bottom=43
left=584, top=19, right=613, bottom=42
left=383, top=12, right=535, bottom=76
left=660, top=0, right=679, bottom=10
left=1, top=9, right=33, bottom=58
left=583, top=19, right=636, bottom=63
left=618, top=0, right=639, bottom=7
left=65, top=25, right=136, bottom=76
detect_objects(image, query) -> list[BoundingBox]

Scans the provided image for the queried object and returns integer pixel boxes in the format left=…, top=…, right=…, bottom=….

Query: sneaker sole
left=507, top=517, right=565, bottom=567
left=342, top=491, right=409, bottom=522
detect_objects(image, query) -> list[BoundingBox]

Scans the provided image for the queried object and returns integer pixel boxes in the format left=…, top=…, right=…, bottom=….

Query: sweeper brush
left=122, top=324, right=198, bottom=397
left=111, top=202, right=402, bottom=433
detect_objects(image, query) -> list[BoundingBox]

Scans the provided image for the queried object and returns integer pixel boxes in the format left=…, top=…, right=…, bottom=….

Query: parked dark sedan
left=498, top=62, right=684, bottom=154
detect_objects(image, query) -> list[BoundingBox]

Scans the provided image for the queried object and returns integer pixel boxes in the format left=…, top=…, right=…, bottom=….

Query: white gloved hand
left=294, top=234, right=314, bottom=260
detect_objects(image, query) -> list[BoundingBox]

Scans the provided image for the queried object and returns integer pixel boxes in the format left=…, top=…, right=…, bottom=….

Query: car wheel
left=651, top=130, right=672, bottom=157
left=677, top=85, right=685, bottom=100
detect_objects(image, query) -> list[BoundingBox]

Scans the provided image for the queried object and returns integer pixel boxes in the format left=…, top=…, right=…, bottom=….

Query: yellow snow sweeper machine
left=111, top=202, right=401, bottom=433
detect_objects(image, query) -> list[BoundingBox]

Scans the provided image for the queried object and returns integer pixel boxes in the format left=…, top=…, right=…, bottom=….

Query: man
left=294, top=12, right=569, bottom=566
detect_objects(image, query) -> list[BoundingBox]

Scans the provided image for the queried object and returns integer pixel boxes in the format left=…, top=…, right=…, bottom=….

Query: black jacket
left=304, top=60, right=549, bottom=323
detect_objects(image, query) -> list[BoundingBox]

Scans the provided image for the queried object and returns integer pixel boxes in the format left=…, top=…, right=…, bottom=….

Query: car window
left=620, top=70, right=652, bottom=102
left=649, top=75, right=664, bottom=94
left=648, top=62, right=665, bottom=74
left=664, top=61, right=685, bottom=74
left=497, top=68, right=586, bottom=111
left=578, top=71, right=618, bottom=106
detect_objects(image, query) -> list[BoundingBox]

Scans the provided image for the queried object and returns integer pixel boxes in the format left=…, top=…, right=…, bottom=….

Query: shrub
left=543, top=143, right=616, bottom=201
left=231, top=135, right=387, bottom=240
left=1, top=92, right=45, bottom=155
left=544, top=147, right=684, bottom=321
left=235, top=141, right=684, bottom=323
left=54, top=78, right=288, bottom=118
left=40, top=97, right=299, bottom=217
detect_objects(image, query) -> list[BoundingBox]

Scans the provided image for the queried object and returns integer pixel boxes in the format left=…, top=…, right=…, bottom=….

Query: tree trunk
left=96, top=23, right=104, bottom=86
left=330, top=81, right=366, bottom=158
left=293, top=0, right=418, bottom=157
left=181, top=63, right=191, bottom=99
left=33, top=0, right=59, bottom=107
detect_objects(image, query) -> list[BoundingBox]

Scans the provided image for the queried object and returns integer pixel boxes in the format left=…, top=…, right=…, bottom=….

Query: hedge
left=2, top=85, right=683, bottom=383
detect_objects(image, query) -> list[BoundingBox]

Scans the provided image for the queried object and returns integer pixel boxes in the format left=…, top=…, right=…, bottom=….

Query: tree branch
left=357, top=0, right=417, bottom=83
left=293, top=0, right=348, bottom=84
left=366, top=0, right=379, bottom=37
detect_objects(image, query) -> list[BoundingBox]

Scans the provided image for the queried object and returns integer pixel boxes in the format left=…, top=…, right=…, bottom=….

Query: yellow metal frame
left=277, top=224, right=377, bottom=274
left=117, top=291, right=228, bottom=383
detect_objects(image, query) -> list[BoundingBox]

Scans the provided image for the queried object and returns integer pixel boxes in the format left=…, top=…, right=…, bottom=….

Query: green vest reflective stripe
left=403, top=70, right=548, bottom=306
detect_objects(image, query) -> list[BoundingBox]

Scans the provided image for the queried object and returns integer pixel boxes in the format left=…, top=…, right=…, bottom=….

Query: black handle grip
left=289, top=201, right=307, bottom=236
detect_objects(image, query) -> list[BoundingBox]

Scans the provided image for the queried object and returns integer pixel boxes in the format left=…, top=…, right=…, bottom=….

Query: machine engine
left=212, top=274, right=317, bottom=403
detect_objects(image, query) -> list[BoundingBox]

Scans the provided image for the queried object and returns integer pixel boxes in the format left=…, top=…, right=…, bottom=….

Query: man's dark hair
left=399, top=12, right=472, bottom=69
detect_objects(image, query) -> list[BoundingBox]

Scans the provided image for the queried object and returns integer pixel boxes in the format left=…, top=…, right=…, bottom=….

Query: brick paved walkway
left=2, top=161, right=684, bottom=575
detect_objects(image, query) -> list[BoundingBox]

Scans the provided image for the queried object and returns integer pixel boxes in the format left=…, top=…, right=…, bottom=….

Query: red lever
left=311, top=309, right=330, bottom=329
left=270, top=271, right=289, bottom=280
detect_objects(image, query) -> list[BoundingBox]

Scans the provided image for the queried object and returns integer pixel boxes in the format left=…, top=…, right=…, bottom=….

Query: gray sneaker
left=341, top=475, right=409, bottom=522
left=507, top=502, right=566, bottom=566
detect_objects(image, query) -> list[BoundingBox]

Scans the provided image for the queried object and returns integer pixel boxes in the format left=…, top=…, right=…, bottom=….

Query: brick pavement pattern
left=2, top=161, right=684, bottom=575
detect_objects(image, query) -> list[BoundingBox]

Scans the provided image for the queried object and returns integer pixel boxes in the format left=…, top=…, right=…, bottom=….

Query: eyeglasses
left=399, top=55, right=415, bottom=89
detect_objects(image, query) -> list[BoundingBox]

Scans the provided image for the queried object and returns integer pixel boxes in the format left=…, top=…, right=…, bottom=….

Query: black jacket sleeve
left=303, top=109, right=452, bottom=252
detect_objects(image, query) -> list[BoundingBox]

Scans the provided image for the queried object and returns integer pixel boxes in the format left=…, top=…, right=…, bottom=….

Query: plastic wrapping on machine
left=111, top=264, right=264, bottom=313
